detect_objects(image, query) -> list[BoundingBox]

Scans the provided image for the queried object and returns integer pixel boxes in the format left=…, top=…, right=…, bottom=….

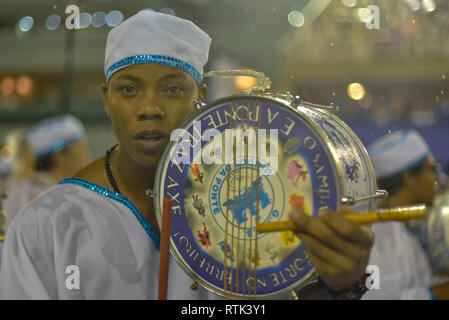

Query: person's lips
left=133, top=130, right=169, bottom=152
left=133, top=130, right=168, bottom=140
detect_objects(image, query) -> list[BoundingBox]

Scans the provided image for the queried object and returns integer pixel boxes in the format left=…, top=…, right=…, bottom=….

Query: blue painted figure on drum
left=219, top=240, right=236, bottom=262
left=223, top=176, right=271, bottom=225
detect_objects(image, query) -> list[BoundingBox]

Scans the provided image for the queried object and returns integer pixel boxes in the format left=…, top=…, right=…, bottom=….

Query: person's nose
left=136, top=92, right=165, bottom=121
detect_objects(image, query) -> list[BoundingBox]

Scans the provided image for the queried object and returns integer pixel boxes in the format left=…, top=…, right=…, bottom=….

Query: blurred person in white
left=0, top=10, right=375, bottom=299
left=363, top=130, right=449, bottom=299
left=0, top=155, right=12, bottom=266
left=2, top=114, right=89, bottom=230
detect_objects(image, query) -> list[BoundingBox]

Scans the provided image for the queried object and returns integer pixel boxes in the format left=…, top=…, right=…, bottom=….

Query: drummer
left=363, top=129, right=449, bottom=299
left=0, top=10, right=374, bottom=299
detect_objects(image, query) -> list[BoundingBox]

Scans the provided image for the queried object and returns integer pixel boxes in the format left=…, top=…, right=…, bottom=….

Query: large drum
left=426, top=189, right=449, bottom=276
left=154, top=93, right=379, bottom=299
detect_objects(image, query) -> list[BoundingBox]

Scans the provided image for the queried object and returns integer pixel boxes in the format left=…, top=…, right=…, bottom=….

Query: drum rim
left=154, top=93, right=343, bottom=299
left=426, top=190, right=449, bottom=274
left=304, top=106, right=378, bottom=212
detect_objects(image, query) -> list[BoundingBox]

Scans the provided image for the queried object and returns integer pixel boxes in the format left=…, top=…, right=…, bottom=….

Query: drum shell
left=295, top=105, right=377, bottom=214
left=154, top=94, right=377, bottom=299
left=426, top=190, right=449, bottom=276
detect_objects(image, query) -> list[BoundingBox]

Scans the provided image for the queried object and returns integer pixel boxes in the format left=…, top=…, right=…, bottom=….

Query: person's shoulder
left=6, top=175, right=112, bottom=238
left=73, top=155, right=109, bottom=188
left=10, top=182, right=81, bottom=221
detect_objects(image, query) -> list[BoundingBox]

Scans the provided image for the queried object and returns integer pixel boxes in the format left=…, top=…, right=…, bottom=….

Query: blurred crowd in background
left=0, top=1, right=448, bottom=207
left=1, top=0, right=448, bottom=174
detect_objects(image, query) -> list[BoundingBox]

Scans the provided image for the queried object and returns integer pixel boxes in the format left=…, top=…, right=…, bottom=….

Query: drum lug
left=190, top=281, right=199, bottom=291
left=341, top=189, right=389, bottom=205
left=288, top=290, right=299, bottom=300
left=301, top=100, right=340, bottom=112
left=145, top=189, right=156, bottom=198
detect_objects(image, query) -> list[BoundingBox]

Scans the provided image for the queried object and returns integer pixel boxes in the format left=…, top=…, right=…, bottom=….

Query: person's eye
left=166, top=85, right=184, bottom=96
left=119, top=85, right=137, bottom=95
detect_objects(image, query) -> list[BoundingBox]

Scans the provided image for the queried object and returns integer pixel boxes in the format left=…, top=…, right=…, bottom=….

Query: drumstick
left=158, top=197, right=173, bottom=300
left=256, top=205, right=426, bottom=233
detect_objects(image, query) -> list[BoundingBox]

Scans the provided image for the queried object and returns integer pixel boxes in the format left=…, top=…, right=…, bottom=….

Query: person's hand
left=289, top=205, right=374, bottom=292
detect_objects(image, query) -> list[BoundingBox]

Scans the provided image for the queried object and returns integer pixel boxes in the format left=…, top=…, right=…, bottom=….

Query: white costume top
left=3, top=176, right=55, bottom=231
left=363, top=221, right=434, bottom=300
left=0, top=178, right=218, bottom=299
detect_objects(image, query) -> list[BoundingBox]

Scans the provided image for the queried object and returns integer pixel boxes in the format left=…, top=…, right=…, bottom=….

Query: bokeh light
left=1, top=77, right=15, bottom=96
left=18, top=16, right=34, bottom=32
left=347, top=82, right=366, bottom=100
left=422, top=0, right=436, bottom=13
left=78, top=12, right=92, bottom=29
left=46, top=14, right=61, bottom=31
left=288, top=11, right=305, bottom=27
left=92, top=12, right=106, bottom=28
left=356, top=8, right=372, bottom=23
left=407, top=0, right=421, bottom=11
left=342, top=0, right=357, bottom=8
left=234, top=75, right=257, bottom=91
left=16, top=76, right=33, bottom=96
left=106, top=10, right=124, bottom=27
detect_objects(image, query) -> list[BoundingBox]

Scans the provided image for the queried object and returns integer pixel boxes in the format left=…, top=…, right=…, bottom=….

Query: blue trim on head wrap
left=106, top=54, right=202, bottom=84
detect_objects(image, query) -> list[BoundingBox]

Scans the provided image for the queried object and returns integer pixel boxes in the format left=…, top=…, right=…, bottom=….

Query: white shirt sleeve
left=0, top=204, right=58, bottom=299
left=3, top=179, right=51, bottom=231
left=362, top=222, right=434, bottom=300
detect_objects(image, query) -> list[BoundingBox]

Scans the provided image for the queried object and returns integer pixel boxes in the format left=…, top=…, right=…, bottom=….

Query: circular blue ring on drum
left=154, top=93, right=377, bottom=299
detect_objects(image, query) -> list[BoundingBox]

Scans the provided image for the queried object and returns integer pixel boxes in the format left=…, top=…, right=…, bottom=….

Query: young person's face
left=103, top=64, right=206, bottom=168
left=405, top=156, right=440, bottom=206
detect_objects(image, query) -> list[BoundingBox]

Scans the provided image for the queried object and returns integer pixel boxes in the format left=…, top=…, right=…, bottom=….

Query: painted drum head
left=155, top=95, right=340, bottom=299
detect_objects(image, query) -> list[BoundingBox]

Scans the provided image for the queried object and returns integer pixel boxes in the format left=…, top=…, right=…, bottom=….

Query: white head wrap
left=26, top=115, right=86, bottom=158
left=368, top=130, right=432, bottom=179
left=104, top=10, right=211, bottom=84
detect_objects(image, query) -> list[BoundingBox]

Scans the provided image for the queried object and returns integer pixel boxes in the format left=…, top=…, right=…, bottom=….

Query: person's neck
left=112, top=145, right=156, bottom=200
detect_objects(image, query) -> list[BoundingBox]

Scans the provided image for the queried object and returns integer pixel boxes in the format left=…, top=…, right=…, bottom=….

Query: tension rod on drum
left=341, top=190, right=389, bottom=206
left=256, top=204, right=427, bottom=233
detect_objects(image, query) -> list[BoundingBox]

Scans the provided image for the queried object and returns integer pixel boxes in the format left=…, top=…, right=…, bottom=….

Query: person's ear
left=198, top=83, right=208, bottom=103
left=102, top=82, right=111, bottom=118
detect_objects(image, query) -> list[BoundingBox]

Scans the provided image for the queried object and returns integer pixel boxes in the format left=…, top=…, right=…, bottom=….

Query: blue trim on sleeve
left=57, top=177, right=160, bottom=251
